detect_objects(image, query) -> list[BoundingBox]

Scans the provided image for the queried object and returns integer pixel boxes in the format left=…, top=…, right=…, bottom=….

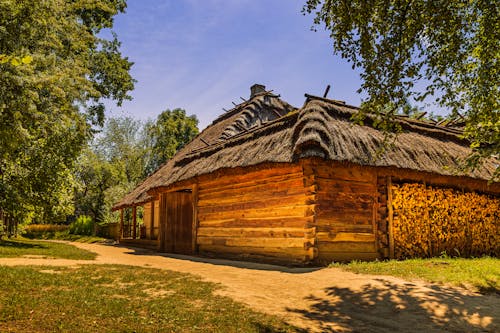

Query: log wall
left=310, top=160, right=379, bottom=263
left=196, top=164, right=314, bottom=263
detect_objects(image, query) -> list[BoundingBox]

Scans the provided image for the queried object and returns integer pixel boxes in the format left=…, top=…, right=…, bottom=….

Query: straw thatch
left=113, top=91, right=498, bottom=210
left=112, top=91, right=295, bottom=209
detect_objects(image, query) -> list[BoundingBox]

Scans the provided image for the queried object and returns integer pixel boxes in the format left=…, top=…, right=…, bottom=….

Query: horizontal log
left=198, top=216, right=313, bottom=228
left=315, top=213, right=373, bottom=225
left=199, top=171, right=303, bottom=194
left=316, top=232, right=375, bottom=242
left=199, top=178, right=306, bottom=200
left=198, top=194, right=315, bottom=211
left=199, top=204, right=315, bottom=222
left=317, top=191, right=375, bottom=203
left=315, top=224, right=374, bottom=233
left=197, top=227, right=313, bottom=238
left=197, top=236, right=307, bottom=248
left=316, top=179, right=376, bottom=195
left=200, top=166, right=303, bottom=189
left=317, top=251, right=379, bottom=262
left=314, top=165, right=377, bottom=183
left=316, top=201, right=373, bottom=212
left=199, top=244, right=307, bottom=260
left=318, top=241, right=376, bottom=253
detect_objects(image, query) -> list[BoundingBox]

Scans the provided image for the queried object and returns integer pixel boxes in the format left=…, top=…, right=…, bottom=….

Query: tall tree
left=304, top=0, right=499, bottom=179
left=143, top=109, right=199, bottom=176
left=0, top=0, right=134, bottom=223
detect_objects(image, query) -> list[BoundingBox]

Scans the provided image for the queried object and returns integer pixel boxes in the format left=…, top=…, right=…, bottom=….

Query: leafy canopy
left=143, top=109, right=199, bottom=176
left=0, top=0, right=134, bottom=222
left=304, top=0, right=499, bottom=179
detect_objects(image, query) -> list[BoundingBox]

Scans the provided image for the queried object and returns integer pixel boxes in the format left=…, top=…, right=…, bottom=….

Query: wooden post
left=387, top=176, right=395, bottom=259
left=119, top=209, right=124, bottom=240
left=158, top=193, right=167, bottom=251
left=192, top=183, right=199, bottom=253
left=150, top=201, right=155, bottom=240
left=132, top=206, right=137, bottom=239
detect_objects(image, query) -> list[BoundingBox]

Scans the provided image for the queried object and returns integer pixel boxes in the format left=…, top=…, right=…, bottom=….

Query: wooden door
left=161, top=191, right=194, bottom=254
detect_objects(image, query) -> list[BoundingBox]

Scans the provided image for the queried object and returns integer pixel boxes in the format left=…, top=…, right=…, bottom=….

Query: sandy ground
left=0, top=242, right=498, bottom=332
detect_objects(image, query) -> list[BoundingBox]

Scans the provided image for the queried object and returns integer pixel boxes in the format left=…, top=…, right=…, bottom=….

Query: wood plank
left=198, top=194, right=315, bottom=212
left=316, top=180, right=376, bottom=194
left=315, top=213, right=373, bottom=225
left=200, top=166, right=303, bottom=189
left=317, top=192, right=374, bottom=203
left=199, top=244, right=307, bottom=259
left=192, top=183, right=199, bottom=253
left=316, top=232, right=375, bottom=242
left=316, top=201, right=374, bottom=212
left=199, top=186, right=311, bottom=205
left=199, top=193, right=313, bottom=209
left=197, top=227, right=313, bottom=238
left=314, top=164, right=377, bottom=183
left=197, top=236, right=306, bottom=248
left=119, top=209, right=124, bottom=239
left=318, top=241, right=376, bottom=253
left=199, top=204, right=314, bottom=221
left=198, top=216, right=313, bottom=228
left=198, top=178, right=305, bottom=200
left=315, top=224, right=374, bottom=233
left=199, top=171, right=304, bottom=193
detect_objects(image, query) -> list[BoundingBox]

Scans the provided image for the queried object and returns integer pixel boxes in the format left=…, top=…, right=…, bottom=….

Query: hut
left=113, top=84, right=499, bottom=264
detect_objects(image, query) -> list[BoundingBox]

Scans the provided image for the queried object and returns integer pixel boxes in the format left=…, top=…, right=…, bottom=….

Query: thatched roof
left=112, top=90, right=295, bottom=210
left=113, top=89, right=498, bottom=210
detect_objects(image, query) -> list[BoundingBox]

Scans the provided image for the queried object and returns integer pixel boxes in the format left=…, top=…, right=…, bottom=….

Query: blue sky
left=106, top=1, right=365, bottom=129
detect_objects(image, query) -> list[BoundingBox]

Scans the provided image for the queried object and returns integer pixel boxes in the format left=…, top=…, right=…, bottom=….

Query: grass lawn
left=0, top=265, right=295, bottom=332
left=0, top=238, right=96, bottom=260
left=330, top=256, right=499, bottom=294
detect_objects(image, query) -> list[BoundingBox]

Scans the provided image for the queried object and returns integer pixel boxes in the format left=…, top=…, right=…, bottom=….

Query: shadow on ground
left=0, top=239, right=46, bottom=249
left=115, top=243, right=321, bottom=273
left=287, top=278, right=499, bottom=333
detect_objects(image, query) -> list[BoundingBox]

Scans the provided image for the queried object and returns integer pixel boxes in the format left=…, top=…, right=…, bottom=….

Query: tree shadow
left=0, top=239, right=47, bottom=249
left=114, top=243, right=321, bottom=273
left=287, top=278, right=498, bottom=332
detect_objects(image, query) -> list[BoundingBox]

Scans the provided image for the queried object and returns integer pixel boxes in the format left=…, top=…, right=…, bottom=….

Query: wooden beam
left=158, top=193, right=167, bottom=251
left=192, top=183, right=199, bottom=254
left=132, top=206, right=137, bottom=240
left=119, top=209, right=124, bottom=240
left=387, top=176, right=395, bottom=259
left=149, top=201, right=155, bottom=240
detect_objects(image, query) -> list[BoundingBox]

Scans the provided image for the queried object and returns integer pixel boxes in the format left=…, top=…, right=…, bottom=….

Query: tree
left=143, top=109, right=199, bottom=176
left=0, top=0, right=134, bottom=223
left=304, top=0, right=499, bottom=179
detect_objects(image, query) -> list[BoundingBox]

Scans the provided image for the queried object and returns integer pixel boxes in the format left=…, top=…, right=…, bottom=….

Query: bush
left=69, top=216, right=94, bottom=236
left=23, top=224, right=69, bottom=239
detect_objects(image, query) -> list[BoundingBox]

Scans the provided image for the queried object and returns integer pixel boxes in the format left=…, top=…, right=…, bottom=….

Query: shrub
left=23, top=224, right=69, bottom=239
left=69, top=216, right=94, bottom=236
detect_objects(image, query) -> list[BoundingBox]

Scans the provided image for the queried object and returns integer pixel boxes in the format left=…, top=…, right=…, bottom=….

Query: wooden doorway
left=159, top=191, right=194, bottom=254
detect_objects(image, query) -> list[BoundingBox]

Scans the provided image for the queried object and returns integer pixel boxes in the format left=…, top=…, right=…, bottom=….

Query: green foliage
left=143, top=108, right=199, bottom=175
left=0, top=265, right=295, bottom=332
left=69, top=216, right=94, bottom=236
left=304, top=0, right=499, bottom=179
left=0, top=238, right=96, bottom=260
left=0, top=0, right=134, bottom=223
left=330, top=257, right=499, bottom=294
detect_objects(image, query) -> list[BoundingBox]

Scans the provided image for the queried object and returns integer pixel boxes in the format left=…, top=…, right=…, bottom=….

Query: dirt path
left=0, top=242, right=497, bottom=332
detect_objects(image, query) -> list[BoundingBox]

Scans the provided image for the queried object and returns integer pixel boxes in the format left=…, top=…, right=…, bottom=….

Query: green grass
left=330, top=256, right=500, bottom=294
left=0, top=238, right=96, bottom=260
left=0, top=265, right=296, bottom=332
left=23, top=229, right=109, bottom=243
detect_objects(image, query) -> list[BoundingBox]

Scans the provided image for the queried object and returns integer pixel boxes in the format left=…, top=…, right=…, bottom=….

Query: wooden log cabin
left=113, top=84, right=499, bottom=264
